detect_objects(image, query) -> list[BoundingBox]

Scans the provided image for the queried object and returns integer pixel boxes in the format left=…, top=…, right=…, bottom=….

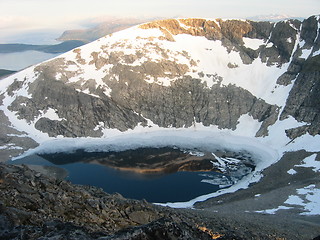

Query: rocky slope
left=0, top=163, right=310, bottom=239
left=0, top=163, right=210, bottom=239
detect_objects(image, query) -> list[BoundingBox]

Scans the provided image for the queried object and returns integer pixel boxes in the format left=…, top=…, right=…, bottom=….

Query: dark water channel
left=10, top=147, right=255, bottom=203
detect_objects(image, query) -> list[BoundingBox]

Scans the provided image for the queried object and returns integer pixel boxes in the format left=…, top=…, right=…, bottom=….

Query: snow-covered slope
left=0, top=16, right=319, bottom=208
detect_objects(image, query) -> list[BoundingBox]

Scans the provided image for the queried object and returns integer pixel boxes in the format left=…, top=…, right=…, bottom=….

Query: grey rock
left=9, top=75, right=146, bottom=137
left=0, top=102, right=38, bottom=161
left=300, top=16, right=319, bottom=49
left=268, top=20, right=300, bottom=63
left=277, top=57, right=305, bottom=86
left=281, top=70, right=320, bottom=136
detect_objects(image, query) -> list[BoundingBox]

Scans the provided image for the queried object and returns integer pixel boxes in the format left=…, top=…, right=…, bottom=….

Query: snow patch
left=300, top=48, right=312, bottom=59
left=287, top=169, right=297, bottom=175
left=94, top=122, right=105, bottom=131
left=243, top=37, right=264, bottom=50
left=255, top=206, right=293, bottom=215
left=55, top=72, right=63, bottom=80
left=0, top=145, right=23, bottom=150
left=297, top=185, right=320, bottom=215
left=313, top=49, right=320, bottom=56
left=266, top=42, right=274, bottom=48
left=233, top=114, right=262, bottom=137
left=282, top=133, right=320, bottom=153
left=40, top=108, right=64, bottom=121
left=256, top=184, right=320, bottom=215
left=261, top=116, right=306, bottom=150
left=284, top=195, right=305, bottom=206
left=296, top=154, right=320, bottom=172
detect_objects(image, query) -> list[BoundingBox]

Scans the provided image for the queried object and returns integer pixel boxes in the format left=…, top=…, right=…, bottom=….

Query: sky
left=1, top=0, right=319, bottom=43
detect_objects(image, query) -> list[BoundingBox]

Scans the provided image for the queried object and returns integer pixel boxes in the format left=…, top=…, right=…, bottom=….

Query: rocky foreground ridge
left=1, top=163, right=310, bottom=239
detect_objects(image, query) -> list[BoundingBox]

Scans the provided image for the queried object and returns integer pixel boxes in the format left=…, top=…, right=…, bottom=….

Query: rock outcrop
left=0, top=95, right=38, bottom=160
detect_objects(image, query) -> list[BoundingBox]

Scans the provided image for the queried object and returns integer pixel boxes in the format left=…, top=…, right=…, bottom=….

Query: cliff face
left=0, top=16, right=319, bottom=159
left=139, top=18, right=301, bottom=65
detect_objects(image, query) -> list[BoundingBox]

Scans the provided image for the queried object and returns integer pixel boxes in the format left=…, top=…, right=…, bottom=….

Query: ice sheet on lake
left=200, top=174, right=233, bottom=188
left=14, top=128, right=279, bottom=208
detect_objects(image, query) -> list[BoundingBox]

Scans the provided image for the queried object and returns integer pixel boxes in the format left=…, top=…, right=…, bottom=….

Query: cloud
left=0, top=0, right=318, bottom=36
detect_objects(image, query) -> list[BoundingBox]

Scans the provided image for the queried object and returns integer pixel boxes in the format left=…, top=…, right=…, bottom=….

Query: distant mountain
left=0, top=69, right=16, bottom=79
left=57, top=18, right=159, bottom=42
left=0, top=40, right=85, bottom=54
left=247, top=14, right=304, bottom=22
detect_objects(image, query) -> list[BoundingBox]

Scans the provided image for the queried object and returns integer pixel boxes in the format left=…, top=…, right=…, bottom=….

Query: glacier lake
left=9, top=147, right=255, bottom=203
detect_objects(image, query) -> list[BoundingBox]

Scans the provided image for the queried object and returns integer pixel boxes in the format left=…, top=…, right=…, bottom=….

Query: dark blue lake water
left=10, top=151, right=223, bottom=203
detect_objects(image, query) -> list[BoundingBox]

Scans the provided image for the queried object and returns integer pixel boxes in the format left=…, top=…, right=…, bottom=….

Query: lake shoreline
left=8, top=146, right=256, bottom=203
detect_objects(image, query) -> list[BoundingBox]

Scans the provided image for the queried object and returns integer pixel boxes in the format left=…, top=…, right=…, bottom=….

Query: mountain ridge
left=57, top=17, right=160, bottom=42
left=0, top=15, right=319, bottom=155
